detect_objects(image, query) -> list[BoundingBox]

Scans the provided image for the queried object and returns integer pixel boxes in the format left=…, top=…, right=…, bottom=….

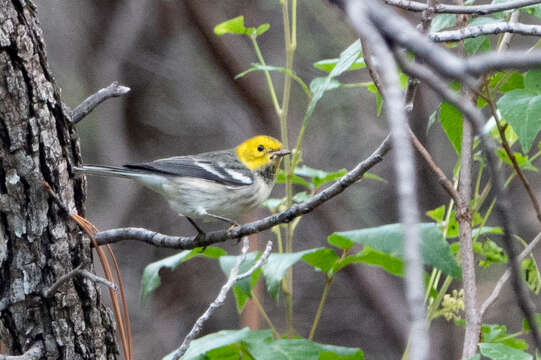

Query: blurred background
left=38, top=1, right=541, bottom=359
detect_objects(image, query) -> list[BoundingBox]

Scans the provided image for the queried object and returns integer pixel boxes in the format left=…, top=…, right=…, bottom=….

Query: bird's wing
left=123, top=151, right=254, bottom=186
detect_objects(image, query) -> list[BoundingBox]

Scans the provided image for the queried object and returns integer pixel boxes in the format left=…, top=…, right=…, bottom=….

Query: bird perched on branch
left=74, top=135, right=290, bottom=236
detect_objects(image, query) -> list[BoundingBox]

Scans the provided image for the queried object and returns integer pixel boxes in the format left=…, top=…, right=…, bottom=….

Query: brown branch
left=384, top=0, right=541, bottom=16
left=409, top=129, right=461, bottom=204
left=71, top=82, right=130, bottom=124
left=95, top=135, right=392, bottom=249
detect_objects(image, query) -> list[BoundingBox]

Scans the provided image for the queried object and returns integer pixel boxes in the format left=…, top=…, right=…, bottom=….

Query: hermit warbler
left=74, top=135, right=290, bottom=233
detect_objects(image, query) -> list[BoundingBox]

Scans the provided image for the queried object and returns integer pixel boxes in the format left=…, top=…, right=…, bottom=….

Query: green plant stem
left=309, top=276, right=332, bottom=340
left=427, top=275, right=454, bottom=322
left=250, top=36, right=282, bottom=117
left=251, top=292, right=280, bottom=339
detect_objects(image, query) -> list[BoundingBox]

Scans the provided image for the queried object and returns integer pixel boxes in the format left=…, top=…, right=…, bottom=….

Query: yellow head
left=236, top=135, right=290, bottom=170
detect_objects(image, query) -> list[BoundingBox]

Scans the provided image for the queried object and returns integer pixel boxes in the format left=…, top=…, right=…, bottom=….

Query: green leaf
left=499, top=72, right=525, bottom=93
left=363, top=172, right=387, bottom=182
left=439, top=102, right=463, bottom=154
left=498, top=89, right=541, bottom=153
left=467, top=355, right=481, bottom=360
left=496, top=149, right=538, bottom=172
left=522, top=258, right=541, bottom=294
left=330, top=223, right=461, bottom=278
left=262, top=249, right=321, bottom=302
left=276, top=170, right=312, bottom=188
left=479, top=343, right=532, bottom=360
left=262, top=198, right=283, bottom=211
left=295, top=165, right=348, bottom=188
left=214, top=16, right=249, bottom=35
left=525, top=69, right=541, bottom=94
left=482, top=324, right=529, bottom=350
left=367, top=83, right=383, bottom=116
left=430, top=14, right=456, bottom=32
left=464, top=18, right=499, bottom=56
left=243, top=337, right=364, bottom=360
left=335, top=246, right=404, bottom=276
left=328, top=233, right=355, bottom=250
left=140, top=247, right=226, bottom=305
left=219, top=253, right=262, bottom=312
left=293, top=191, right=312, bottom=203
left=163, top=328, right=252, bottom=360
left=256, top=23, right=270, bottom=36
left=521, top=3, right=541, bottom=19
left=310, top=77, right=342, bottom=94
left=474, top=239, right=508, bottom=268
left=314, top=57, right=365, bottom=73
left=426, top=205, right=446, bottom=223
left=523, top=313, right=541, bottom=332
left=302, top=248, right=340, bottom=276
left=305, top=40, right=362, bottom=123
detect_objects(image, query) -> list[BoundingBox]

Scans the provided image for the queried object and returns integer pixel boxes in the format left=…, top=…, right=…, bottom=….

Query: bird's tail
left=73, top=165, right=147, bottom=180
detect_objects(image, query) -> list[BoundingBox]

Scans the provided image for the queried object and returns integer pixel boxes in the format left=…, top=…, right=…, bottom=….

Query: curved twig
left=71, top=82, right=130, bottom=124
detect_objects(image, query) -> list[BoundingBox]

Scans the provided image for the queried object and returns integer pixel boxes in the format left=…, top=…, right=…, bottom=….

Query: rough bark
left=0, top=1, right=117, bottom=358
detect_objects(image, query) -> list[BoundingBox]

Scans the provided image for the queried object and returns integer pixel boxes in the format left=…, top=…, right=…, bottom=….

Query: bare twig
left=95, top=135, right=392, bottom=249
left=384, top=0, right=541, bottom=16
left=0, top=342, right=43, bottom=360
left=43, top=264, right=118, bottom=298
left=498, top=10, right=521, bottom=52
left=347, top=2, right=428, bottom=359
left=430, top=22, right=541, bottom=43
left=394, top=52, right=541, bottom=351
left=71, top=82, right=130, bottom=124
left=409, top=129, right=461, bottom=204
left=465, top=51, right=541, bottom=76
left=170, top=238, right=273, bottom=360
left=480, top=232, right=541, bottom=318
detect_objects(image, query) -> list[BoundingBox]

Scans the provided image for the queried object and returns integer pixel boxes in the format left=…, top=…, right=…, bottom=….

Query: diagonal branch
left=430, top=22, right=541, bottom=43
left=346, top=2, right=428, bottom=359
left=71, top=82, right=130, bottom=124
left=95, top=135, right=392, bottom=249
left=384, top=0, right=541, bottom=16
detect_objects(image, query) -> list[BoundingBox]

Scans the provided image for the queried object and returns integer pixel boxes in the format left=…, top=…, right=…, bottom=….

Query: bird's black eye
left=257, top=144, right=264, bottom=152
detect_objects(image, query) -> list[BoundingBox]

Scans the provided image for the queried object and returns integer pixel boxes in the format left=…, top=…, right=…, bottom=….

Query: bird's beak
left=270, top=149, right=291, bottom=159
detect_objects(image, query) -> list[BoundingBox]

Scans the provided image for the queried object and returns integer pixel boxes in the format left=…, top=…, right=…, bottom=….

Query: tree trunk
left=0, top=1, right=117, bottom=358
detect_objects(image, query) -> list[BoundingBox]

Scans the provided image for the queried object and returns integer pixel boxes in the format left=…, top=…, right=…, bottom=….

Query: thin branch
left=0, top=343, right=43, bottom=360
left=384, top=0, right=541, bottom=16
left=170, top=238, right=273, bottom=360
left=409, top=129, right=461, bottom=204
left=71, top=82, right=130, bottom=124
left=95, top=135, right=392, bottom=248
left=480, top=232, right=541, bottom=318
left=347, top=2, right=428, bottom=360
left=42, top=264, right=118, bottom=298
left=394, top=52, right=541, bottom=351
left=498, top=10, right=521, bottom=52
left=465, top=51, right=541, bottom=77
left=430, top=22, right=541, bottom=43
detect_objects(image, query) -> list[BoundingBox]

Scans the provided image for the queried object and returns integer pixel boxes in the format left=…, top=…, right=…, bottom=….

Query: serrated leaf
left=141, top=247, right=226, bottom=305
left=330, top=223, right=461, bottom=278
left=498, top=89, right=541, bottom=153
left=314, top=57, right=365, bottom=73
left=163, top=328, right=252, bottom=360
left=479, top=343, right=532, bottom=360
left=262, top=249, right=321, bottom=302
